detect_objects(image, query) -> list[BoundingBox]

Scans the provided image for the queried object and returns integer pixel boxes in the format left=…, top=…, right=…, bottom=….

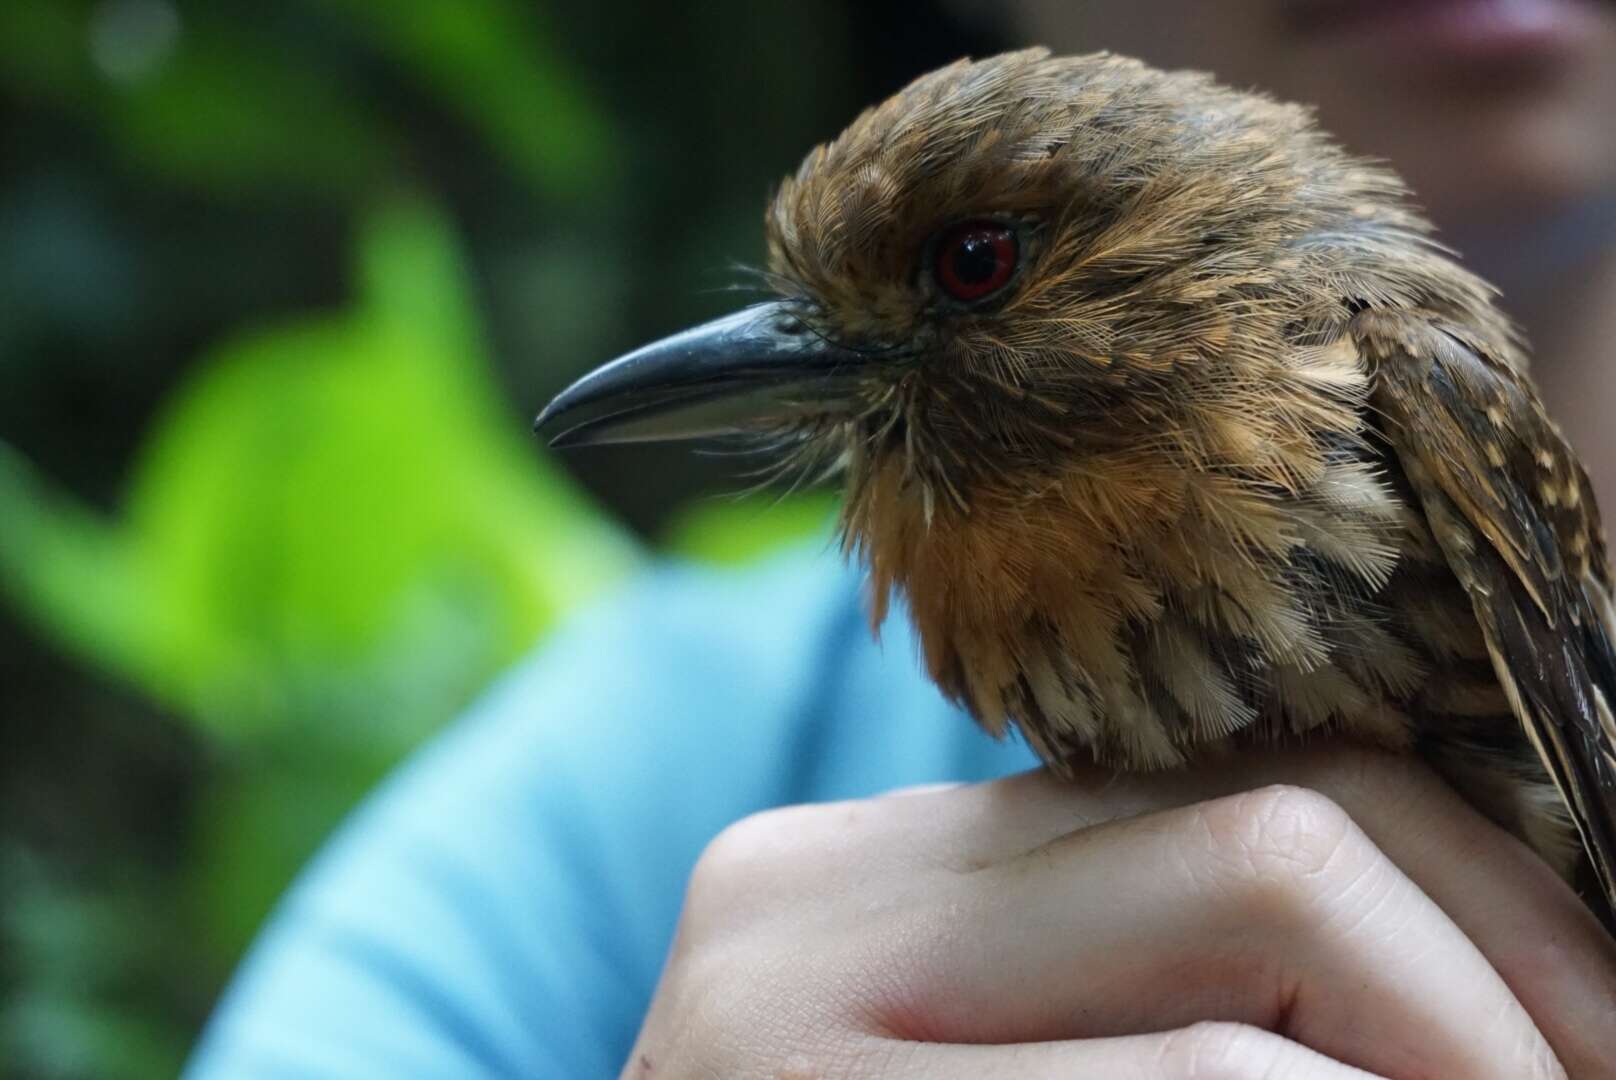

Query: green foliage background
left=0, top=2, right=994, bottom=1076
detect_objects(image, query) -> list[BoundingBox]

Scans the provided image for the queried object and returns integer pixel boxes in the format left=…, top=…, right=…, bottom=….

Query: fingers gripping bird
left=538, top=50, right=1616, bottom=919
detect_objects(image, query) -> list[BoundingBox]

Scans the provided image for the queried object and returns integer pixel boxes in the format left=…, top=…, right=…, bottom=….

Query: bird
left=536, top=48, right=1616, bottom=921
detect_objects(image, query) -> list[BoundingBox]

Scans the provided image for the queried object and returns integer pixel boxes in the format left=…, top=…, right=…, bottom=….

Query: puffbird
left=537, top=49, right=1616, bottom=920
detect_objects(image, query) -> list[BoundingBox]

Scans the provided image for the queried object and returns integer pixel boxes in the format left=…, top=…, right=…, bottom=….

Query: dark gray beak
left=534, top=301, right=884, bottom=447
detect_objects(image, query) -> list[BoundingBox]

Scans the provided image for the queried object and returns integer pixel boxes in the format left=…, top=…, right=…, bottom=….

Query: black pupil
left=951, top=232, right=1002, bottom=285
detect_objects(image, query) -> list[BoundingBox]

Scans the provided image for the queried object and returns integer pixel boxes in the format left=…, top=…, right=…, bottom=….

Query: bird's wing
left=1359, top=309, right=1616, bottom=909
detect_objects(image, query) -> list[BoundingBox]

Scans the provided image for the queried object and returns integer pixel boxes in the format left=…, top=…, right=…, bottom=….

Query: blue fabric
left=185, top=544, right=1039, bottom=1078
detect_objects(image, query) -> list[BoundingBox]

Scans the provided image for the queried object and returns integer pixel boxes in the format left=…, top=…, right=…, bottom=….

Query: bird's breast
left=844, top=438, right=1496, bottom=773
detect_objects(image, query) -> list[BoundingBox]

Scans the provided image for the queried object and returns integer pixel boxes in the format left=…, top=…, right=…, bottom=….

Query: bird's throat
left=842, top=403, right=1422, bottom=773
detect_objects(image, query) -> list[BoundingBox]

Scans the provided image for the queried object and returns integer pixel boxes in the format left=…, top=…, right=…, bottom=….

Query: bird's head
left=539, top=48, right=1418, bottom=488
left=538, top=49, right=1475, bottom=674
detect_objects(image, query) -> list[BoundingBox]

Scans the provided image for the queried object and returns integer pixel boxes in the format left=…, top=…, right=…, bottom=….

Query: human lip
left=1283, top=0, right=1604, bottom=59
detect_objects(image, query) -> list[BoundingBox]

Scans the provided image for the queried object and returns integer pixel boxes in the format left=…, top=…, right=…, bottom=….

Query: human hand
left=623, top=744, right=1616, bottom=1078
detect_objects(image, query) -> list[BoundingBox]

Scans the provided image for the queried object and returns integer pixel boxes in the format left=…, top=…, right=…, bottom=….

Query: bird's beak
left=534, top=300, right=881, bottom=447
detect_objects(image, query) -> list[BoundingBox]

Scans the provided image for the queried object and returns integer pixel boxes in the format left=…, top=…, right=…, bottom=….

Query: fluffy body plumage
left=760, top=50, right=1616, bottom=911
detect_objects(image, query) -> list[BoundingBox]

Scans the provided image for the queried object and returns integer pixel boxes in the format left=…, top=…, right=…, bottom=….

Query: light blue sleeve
left=184, top=546, right=1037, bottom=1078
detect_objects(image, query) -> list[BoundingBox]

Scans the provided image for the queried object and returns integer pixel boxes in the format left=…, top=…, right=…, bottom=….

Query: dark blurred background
left=0, top=3, right=1005, bottom=1075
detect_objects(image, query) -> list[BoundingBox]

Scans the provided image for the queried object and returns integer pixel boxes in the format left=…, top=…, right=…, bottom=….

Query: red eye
left=935, top=221, right=1018, bottom=302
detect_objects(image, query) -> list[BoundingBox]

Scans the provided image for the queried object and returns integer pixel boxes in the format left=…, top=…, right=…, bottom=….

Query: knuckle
left=1192, top=784, right=1363, bottom=911
left=686, top=807, right=808, bottom=918
left=685, top=799, right=881, bottom=931
left=1157, top=1021, right=1290, bottom=1080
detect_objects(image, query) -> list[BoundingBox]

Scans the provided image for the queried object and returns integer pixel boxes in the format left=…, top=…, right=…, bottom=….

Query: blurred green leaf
left=1, top=197, right=644, bottom=994
left=0, top=198, right=640, bottom=733
left=3, top=849, right=191, bottom=1080
left=0, top=0, right=616, bottom=202
left=186, top=741, right=386, bottom=961
left=0, top=0, right=95, bottom=107
left=331, top=0, right=615, bottom=199
left=0, top=4, right=397, bottom=199
left=6, top=991, right=185, bottom=1080
left=105, top=21, right=394, bottom=198
left=0, top=440, right=159, bottom=696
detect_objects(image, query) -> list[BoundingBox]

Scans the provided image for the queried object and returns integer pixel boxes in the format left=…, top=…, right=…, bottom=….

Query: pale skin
left=628, top=4, right=1616, bottom=1076
left=628, top=746, right=1616, bottom=1077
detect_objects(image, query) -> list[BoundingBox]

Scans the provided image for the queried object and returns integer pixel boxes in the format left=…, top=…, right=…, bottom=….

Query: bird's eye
left=934, top=221, right=1018, bottom=303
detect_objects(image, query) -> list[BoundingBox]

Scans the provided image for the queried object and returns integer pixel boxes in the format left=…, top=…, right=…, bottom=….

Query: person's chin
left=1281, top=0, right=1609, bottom=70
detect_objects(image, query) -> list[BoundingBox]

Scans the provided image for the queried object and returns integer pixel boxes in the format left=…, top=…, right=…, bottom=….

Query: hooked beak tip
left=533, top=404, right=593, bottom=449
